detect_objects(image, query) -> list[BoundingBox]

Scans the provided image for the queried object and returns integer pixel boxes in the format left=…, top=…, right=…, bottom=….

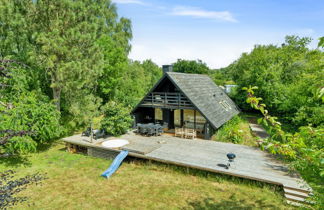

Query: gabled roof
left=132, top=72, right=240, bottom=129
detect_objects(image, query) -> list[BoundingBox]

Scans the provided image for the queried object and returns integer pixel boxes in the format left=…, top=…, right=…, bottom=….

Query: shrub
left=214, top=115, right=244, bottom=144
left=100, top=101, right=132, bottom=136
left=243, top=86, right=324, bottom=207
left=0, top=92, right=61, bottom=154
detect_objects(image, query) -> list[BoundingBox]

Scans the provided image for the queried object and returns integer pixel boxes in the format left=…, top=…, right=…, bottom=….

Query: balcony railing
left=140, top=92, right=193, bottom=108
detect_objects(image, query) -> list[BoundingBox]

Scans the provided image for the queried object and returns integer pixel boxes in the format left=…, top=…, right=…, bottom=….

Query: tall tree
left=113, top=60, right=161, bottom=107
left=173, top=59, right=210, bottom=74
left=0, top=0, right=132, bottom=113
left=224, top=36, right=324, bottom=127
left=319, top=37, right=324, bottom=48
left=141, top=59, right=162, bottom=88
left=97, top=17, right=132, bottom=103
left=0, top=60, right=61, bottom=155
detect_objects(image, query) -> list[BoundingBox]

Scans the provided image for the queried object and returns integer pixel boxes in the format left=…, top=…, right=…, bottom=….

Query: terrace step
left=285, top=194, right=307, bottom=203
left=283, top=185, right=312, bottom=194
left=285, top=193, right=315, bottom=205
left=283, top=188, right=310, bottom=198
left=286, top=200, right=304, bottom=207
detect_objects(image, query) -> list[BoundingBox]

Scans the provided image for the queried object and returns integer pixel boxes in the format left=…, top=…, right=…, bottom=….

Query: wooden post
left=90, top=121, right=93, bottom=143
left=151, top=93, right=153, bottom=105
left=204, top=122, right=210, bottom=140
left=66, top=143, right=71, bottom=152
left=178, top=93, right=180, bottom=108
left=194, top=110, right=196, bottom=130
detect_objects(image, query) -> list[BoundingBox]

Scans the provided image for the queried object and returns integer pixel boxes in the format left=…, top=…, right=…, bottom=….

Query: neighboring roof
left=132, top=72, right=240, bottom=129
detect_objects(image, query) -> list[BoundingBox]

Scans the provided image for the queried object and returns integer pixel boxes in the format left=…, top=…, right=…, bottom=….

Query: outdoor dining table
left=137, top=123, right=163, bottom=136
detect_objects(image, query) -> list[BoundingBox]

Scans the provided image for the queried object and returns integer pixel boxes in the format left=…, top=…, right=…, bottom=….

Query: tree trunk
left=53, top=87, right=61, bottom=111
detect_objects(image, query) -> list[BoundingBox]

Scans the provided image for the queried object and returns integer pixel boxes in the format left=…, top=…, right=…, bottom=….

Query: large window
left=174, top=109, right=181, bottom=127
left=196, top=111, right=206, bottom=124
left=184, top=109, right=195, bottom=128
left=155, top=108, right=162, bottom=121
left=196, top=111, right=206, bottom=133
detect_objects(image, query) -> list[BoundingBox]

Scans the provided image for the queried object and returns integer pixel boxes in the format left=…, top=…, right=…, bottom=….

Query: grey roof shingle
left=166, top=72, right=240, bottom=129
left=132, top=72, right=240, bottom=129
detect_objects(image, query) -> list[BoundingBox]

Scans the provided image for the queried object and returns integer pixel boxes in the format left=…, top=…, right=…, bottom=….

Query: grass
left=0, top=141, right=295, bottom=210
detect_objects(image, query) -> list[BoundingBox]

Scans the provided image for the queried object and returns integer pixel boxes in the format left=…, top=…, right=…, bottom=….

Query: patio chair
left=155, top=124, right=163, bottom=136
left=174, top=127, right=184, bottom=138
left=140, top=124, right=148, bottom=135
left=136, top=123, right=142, bottom=133
left=141, top=124, right=150, bottom=135
left=184, top=128, right=196, bottom=139
left=82, top=127, right=91, bottom=137
left=93, top=129, right=105, bottom=139
left=162, top=122, right=168, bottom=132
left=147, top=125, right=155, bottom=136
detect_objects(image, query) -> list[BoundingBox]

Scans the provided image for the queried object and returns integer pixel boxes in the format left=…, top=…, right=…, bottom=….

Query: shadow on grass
left=0, top=155, right=32, bottom=167
left=36, top=138, right=62, bottom=152
left=1, top=139, right=65, bottom=168
left=125, top=157, right=283, bottom=193
left=185, top=196, right=278, bottom=210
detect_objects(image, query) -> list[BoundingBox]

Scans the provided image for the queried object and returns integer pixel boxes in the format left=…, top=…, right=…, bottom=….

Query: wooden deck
left=62, top=132, right=312, bottom=205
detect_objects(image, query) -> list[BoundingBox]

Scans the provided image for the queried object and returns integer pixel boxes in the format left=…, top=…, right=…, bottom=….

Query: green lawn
left=0, top=141, right=295, bottom=210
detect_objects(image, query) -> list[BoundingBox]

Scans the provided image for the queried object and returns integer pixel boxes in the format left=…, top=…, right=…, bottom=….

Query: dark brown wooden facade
left=132, top=72, right=239, bottom=139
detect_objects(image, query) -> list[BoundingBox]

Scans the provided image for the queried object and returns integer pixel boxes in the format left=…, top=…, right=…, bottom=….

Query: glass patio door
left=174, top=109, right=181, bottom=127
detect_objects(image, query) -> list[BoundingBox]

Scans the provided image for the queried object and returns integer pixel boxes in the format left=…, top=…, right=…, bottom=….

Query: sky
left=113, top=0, right=324, bottom=69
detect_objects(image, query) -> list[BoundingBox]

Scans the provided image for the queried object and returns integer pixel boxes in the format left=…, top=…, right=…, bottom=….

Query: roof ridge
left=166, top=72, right=210, bottom=77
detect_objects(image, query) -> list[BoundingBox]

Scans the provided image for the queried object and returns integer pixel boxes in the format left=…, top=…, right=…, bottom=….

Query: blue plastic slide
left=101, top=150, right=129, bottom=178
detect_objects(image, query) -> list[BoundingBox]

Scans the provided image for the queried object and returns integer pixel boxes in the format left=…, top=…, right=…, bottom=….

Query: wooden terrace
left=62, top=132, right=312, bottom=205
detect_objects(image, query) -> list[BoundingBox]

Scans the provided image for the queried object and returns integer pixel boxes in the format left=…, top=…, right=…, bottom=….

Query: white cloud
left=113, top=0, right=146, bottom=5
left=171, top=6, right=237, bottom=22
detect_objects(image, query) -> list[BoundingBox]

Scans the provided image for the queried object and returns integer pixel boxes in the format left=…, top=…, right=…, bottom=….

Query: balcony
left=139, top=92, right=194, bottom=109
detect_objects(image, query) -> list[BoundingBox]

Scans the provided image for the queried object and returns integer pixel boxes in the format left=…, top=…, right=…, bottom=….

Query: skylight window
left=219, top=100, right=231, bottom=111
left=224, top=101, right=232, bottom=110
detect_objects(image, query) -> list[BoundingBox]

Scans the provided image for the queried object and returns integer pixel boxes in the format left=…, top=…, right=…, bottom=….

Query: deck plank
left=62, top=133, right=311, bottom=194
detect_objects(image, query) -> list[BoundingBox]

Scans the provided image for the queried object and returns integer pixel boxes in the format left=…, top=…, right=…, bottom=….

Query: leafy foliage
left=1, top=92, right=61, bottom=154
left=97, top=32, right=131, bottom=103
left=214, top=116, right=244, bottom=144
left=0, top=0, right=132, bottom=128
left=243, top=86, right=324, bottom=207
left=318, top=36, right=324, bottom=48
left=100, top=101, right=132, bottom=136
left=225, top=36, right=324, bottom=127
left=0, top=60, right=61, bottom=155
left=208, top=68, right=232, bottom=86
left=172, top=59, right=232, bottom=86
left=114, top=60, right=162, bottom=107
left=173, top=59, right=210, bottom=74
left=0, top=170, right=47, bottom=209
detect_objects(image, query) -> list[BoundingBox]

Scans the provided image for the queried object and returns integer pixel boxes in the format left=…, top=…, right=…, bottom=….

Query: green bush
left=214, top=115, right=244, bottom=144
left=243, top=86, right=324, bottom=207
left=225, top=36, right=324, bottom=128
left=0, top=92, right=62, bottom=154
left=100, top=101, right=132, bottom=136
